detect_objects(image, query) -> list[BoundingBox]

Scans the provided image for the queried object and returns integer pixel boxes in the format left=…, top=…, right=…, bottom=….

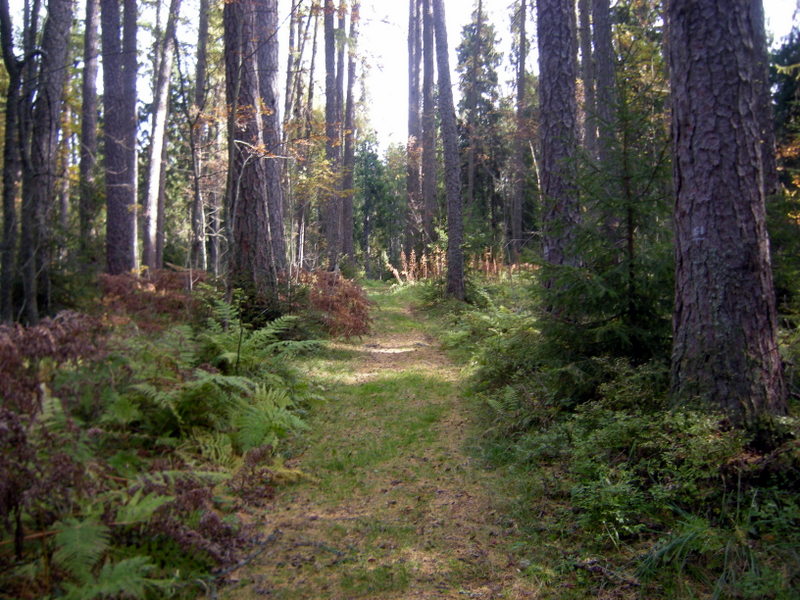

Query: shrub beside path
left=223, top=285, right=541, bottom=599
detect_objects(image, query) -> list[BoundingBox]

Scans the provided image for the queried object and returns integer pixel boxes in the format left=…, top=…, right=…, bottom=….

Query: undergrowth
left=0, top=271, right=368, bottom=599
left=419, top=271, right=800, bottom=599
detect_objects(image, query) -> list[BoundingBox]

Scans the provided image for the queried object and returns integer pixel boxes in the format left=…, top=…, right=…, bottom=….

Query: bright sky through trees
left=349, top=0, right=798, bottom=150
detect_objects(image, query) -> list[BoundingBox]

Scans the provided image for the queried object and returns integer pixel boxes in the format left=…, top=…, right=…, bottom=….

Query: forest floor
left=222, top=284, right=542, bottom=599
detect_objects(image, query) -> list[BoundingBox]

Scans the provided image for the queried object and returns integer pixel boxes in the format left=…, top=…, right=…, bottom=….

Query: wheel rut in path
left=223, top=287, right=540, bottom=599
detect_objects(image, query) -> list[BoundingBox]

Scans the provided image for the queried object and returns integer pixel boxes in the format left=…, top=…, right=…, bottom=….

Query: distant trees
left=456, top=0, right=503, bottom=244
left=667, top=0, right=787, bottom=421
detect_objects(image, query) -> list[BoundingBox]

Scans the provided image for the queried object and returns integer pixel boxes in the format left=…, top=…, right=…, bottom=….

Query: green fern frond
left=62, top=556, right=167, bottom=600
left=100, top=393, right=142, bottom=426
left=192, top=431, right=237, bottom=467
left=39, top=390, right=70, bottom=433
left=53, top=517, right=110, bottom=583
left=230, top=387, right=308, bottom=453
left=133, top=469, right=230, bottom=489
left=115, top=490, right=174, bottom=525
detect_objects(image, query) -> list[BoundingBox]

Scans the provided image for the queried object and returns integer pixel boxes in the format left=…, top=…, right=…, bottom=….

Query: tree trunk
left=190, top=0, right=209, bottom=271
left=537, top=0, right=580, bottom=268
left=296, top=2, right=321, bottom=270
left=79, top=0, right=100, bottom=260
left=578, top=0, right=596, bottom=158
left=592, top=0, right=615, bottom=169
left=323, top=0, right=340, bottom=268
left=102, top=0, right=138, bottom=275
left=143, top=0, right=182, bottom=271
left=750, top=0, right=778, bottom=196
left=510, top=0, right=527, bottom=260
left=433, top=0, right=464, bottom=301
left=340, top=1, right=359, bottom=264
left=421, top=0, right=436, bottom=245
left=667, top=0, right=787, bottom=422
left=224, top=0, right=278, bottom=292
left=19, top=0, right=74, bottom=322
left=0, top=0, right=22, bottom=321
left=406, top=0, right=422, bottom=252
left=256, top=0, right=287, bottom=272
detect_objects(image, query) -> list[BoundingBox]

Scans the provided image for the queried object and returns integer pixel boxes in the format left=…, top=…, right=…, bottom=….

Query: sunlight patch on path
left=222, top=286, right=540, bottom=600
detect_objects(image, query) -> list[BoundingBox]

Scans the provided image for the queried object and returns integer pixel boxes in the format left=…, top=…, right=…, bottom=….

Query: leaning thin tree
left=667, top=0, right=787, bottom=423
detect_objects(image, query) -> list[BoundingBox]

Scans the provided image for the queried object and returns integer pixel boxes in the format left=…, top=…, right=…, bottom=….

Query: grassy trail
left=223, top=285, right=538, bottom=599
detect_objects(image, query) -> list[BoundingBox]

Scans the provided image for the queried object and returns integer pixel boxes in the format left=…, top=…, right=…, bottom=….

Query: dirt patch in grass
left=222, top=290, right=542, bottom=599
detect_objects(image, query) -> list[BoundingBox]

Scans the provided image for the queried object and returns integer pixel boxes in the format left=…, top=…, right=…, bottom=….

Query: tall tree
left=407, top=0, right=422, bottom=251
left=323, top=0, right=340, bottom=268
left=0, top=0, right=22, bottom=321
left=578, top=0, right=596, bottom=158
left=189, top=0, right=209, bottom=271
left=509, top=0, right=528, bottom=259
left=224, top=0, right=283, bottom=291
left=433, top=0, right=465, bottom=300
left=101, top=0, right=139, bottom=275
left=537, top=0, right=580, bottom=269
left=667, top=0, right=787, bottom=421
left=257, top=0, right=287, bottom=272
left=79, top=0, right=100, bottom=260
left=341, top=1, right=360, bottom=264
left=420, top=0, right=436, bottom=245
left=18, top=0, right=74, bottom=322
left=592, top=0, right=615, bottom=169
left=143, top=0, right=182, bottom=271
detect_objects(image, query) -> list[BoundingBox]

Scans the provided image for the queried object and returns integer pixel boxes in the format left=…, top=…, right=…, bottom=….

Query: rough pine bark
left=143, top=0, right=182, bottom=270
left=667, top=0, right=787, bottom=421
left=79, top=0, right=100, bottom=258
left=19, top=0, right=74, bottom=322
left=102, top=0, right=138, bottom=275
left=341, top=2, right=360, bottom=263
left=433, top=0, right=465, bottom=300
left=0, top=0, right=22, bottom=321
left=537, top=0, right=580, bottom=268
left=421, top=0, right=436, bottom=245
left=224, top=0, right=277, bottom=291
left=256, top=0, right=287, bottom=272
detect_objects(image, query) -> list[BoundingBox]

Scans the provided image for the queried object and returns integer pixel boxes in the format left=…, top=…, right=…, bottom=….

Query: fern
left=53, top=517, right=110, bottom=583
left=190, top=431, right=238, bottom=468
left=62, top=556, right=168, bottom=600
left=101, top=392, right=142, bottom=426
left=133, top=469, right=231, bottom=489
left=115, top=490, right=174, bottom=525
left=230, top=386, right=308, bottom=453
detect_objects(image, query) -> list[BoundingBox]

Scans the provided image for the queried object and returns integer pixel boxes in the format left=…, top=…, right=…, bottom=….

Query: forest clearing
left=3, top=0, right=800, bottom=598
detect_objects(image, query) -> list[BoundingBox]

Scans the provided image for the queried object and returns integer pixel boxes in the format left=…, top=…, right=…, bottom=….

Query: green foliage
left=53, top=518, right=111, bottom=582
left=423, top=270, right=800, bottom=597
left=61, top=556, right=167, bottom=600
left=1, top=287, right=321, bottom=598
left=229, top=386, right=309, bottom=453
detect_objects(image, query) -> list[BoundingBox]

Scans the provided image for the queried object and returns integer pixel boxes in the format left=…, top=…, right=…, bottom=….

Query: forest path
left=223, top=284, right=539, bottom=600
